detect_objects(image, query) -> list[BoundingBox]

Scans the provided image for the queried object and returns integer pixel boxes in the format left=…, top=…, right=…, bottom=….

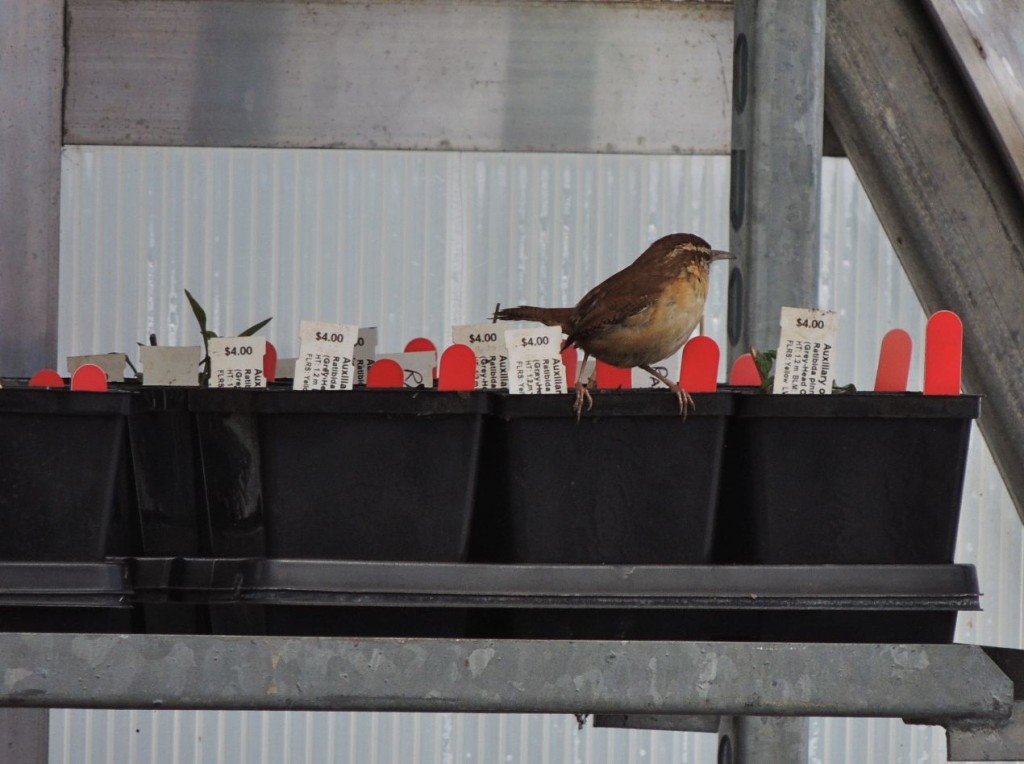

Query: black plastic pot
left=473, top=391, right=733, bottom=564
left=717, top=392, right=981, bottom=564
left=189, top=389, right=489, bottom=561
left=127, top=388, right=205, bottom=557
left=0, top=561, right=133, bottom=632
left=0, top=388, right=133, bottom=560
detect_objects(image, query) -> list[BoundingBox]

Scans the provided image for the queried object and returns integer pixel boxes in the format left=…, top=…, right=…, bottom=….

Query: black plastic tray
left=0, top=561, right=133, bottom=632
left=474, top=391, right=733, bottom=564
left=718, top=392, right=980, bottom=565
left=138, top=558, right=978, bottom=642
left=189, top=389, right=490, bottom=561
left=126, top=387, right=205, bottom=558
left=0, top=388, right=134, bottom=560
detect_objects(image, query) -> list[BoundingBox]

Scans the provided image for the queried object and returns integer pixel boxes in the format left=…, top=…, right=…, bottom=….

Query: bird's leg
left=641, top=364, right=694, bottom=418
left=573, top=352, right=594, bottom=421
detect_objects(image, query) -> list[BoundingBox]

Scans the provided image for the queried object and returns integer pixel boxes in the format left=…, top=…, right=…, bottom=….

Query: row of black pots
left=0, top=385, right=979, bottom=568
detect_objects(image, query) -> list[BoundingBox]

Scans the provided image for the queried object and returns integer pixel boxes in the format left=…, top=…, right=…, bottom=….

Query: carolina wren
left=494, top=232, right=733, bottom=416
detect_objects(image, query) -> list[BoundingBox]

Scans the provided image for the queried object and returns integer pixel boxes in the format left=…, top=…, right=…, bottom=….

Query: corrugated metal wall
left=54, top=147, right=1021, bottom=764
left=58, top=148, right=730, bottom=368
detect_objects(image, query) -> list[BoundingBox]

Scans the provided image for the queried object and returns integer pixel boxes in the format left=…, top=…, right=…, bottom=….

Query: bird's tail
left=493, top=305, right=574, bottom=333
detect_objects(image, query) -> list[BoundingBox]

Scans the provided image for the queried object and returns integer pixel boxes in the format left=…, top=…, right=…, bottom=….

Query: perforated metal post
left=724, top=0, right=826, bottom=756
left=726, top=0, right=825, bottom=362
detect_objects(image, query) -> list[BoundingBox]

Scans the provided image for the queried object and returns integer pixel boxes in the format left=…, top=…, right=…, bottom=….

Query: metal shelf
left=1, top=561, right=1020, bottom=759
left=0, top=633, right=1008, bottom=719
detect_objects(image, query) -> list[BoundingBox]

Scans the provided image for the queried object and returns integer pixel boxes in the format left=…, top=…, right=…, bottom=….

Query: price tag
left=353, top=327, right=378, bottom=385
left=376, top=351, right=436, bottom=388
left=631, top=349, right=682, bottom=389
left=139, top=345, right=201, bottom=386
left=67, top=353, right=127, bottom=383
left=505, top=326, right=567, bottom=394
left=293, top=320, right=358, bottom=391
left=773, top=307, right=839, bottom=394
left=209, top=336, right=267, bottom=388
left=452, top=322, right=510, bottom=389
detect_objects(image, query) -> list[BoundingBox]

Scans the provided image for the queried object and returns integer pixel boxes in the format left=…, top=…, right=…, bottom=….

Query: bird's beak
left=710, top=250, right=735, bottom=262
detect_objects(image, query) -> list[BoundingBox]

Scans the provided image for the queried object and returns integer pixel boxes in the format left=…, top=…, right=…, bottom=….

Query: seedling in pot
left=184, top=289, right=272, bottom=386
left=743, top=347, right=855, bottom=394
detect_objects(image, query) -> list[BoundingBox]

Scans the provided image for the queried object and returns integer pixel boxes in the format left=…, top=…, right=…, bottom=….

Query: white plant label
left=631, top=348, right=682, bottom=389
left=139, top=346, right=201, bottom=387
left=377, top=351, right=436, bottom=388
left=505, top=326, right=567, bottom=394
left=353, top=327, right=378, bottom=385
left=68, top=353, right=127, bottom=383
left=773, top=307, right=839, bottom=395
left=452, top=322, right=510, bottom=389
left=209, top=336, right=266, bottom=388
left=293, top=319, right=358, bottom=391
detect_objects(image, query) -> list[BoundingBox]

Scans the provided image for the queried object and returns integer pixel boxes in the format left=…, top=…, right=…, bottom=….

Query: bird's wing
left=566, top=277, right=662, bottom=345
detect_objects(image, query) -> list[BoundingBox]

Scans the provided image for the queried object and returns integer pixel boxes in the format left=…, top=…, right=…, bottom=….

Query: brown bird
left=494, top=233, right=733, bottom=416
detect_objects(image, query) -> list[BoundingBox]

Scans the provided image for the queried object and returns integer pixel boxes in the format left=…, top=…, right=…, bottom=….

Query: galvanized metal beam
left=723, top=3, right=827, bottom=753
left=824, top=0, right=1024, bottom=523
left=719, top=715, right=811, bottom=764
left=0, top=0, right=64, bottom=376
left=0, top=708, right=48, bottom=764
left=726, top=0, right=824, bottom=360
left=924, top=0, right=1024, bottom=202
left=64, top=0, right=733, bottom=154
left=594, top=714, right=721, bottom=733
left=0, top=635, right=1012, bottom=720
left=947, top=647, right=1024, bottom=760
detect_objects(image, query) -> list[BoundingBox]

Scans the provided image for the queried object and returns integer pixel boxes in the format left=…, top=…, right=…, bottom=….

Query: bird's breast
left=581, top=276, right=708, bottom=367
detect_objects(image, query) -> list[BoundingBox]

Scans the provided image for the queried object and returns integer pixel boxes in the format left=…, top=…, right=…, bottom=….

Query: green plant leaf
left=746, top=347, right=777, bottom=393
left=239, top=316, right=273, bottom=337
left=752, top=348, right=776, bottom=382
left=184, top=289, right=208, bottom=333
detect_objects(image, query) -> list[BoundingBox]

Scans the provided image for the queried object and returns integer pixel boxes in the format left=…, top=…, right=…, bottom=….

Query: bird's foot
left=671, top=384, right=695, bottom=419
left=639, top=364, right=694, bottom=419
left=572, top=382, right=593, bottom=422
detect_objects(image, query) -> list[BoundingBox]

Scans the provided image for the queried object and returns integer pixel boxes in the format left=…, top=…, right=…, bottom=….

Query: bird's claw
left=675, top=388, right=695, bottom=420
left=572, top=385, right=593, bottom=422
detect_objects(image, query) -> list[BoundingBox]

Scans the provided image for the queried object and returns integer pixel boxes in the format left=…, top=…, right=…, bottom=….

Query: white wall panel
left=55, top=148, right=1022, bottom=764
left=59, top=147, right=730, bottom=369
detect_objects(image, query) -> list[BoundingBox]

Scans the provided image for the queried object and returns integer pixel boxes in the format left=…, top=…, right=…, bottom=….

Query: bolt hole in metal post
left=718, top=733, right=734, bottom=764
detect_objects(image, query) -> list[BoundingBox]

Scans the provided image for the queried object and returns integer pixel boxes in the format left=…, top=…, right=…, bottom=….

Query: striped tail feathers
left=493, top=305, right=574, bottom=333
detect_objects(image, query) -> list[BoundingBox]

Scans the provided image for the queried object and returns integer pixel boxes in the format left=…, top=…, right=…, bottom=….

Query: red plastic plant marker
left=438, top=344, right=476, bottom=391
left=404, top=337, right=438, bottom=380
left=560, top=345, right=578, bottom=389
left=679, top=336, right=720, bottom=393
left=70, top=363, right=108, bottom=391
left=729, top=354, right=761, bottom=386
left=263, top=341, right=278, bottom=383
left=874, top=328, right=912, bottom=392
left=28, top=369, right=65, bottom=388
left=366, top=358, right=405, bottom=388
left=924, top=310, right=963, bottom=395
left=595, top=360, right=632, bottom=389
